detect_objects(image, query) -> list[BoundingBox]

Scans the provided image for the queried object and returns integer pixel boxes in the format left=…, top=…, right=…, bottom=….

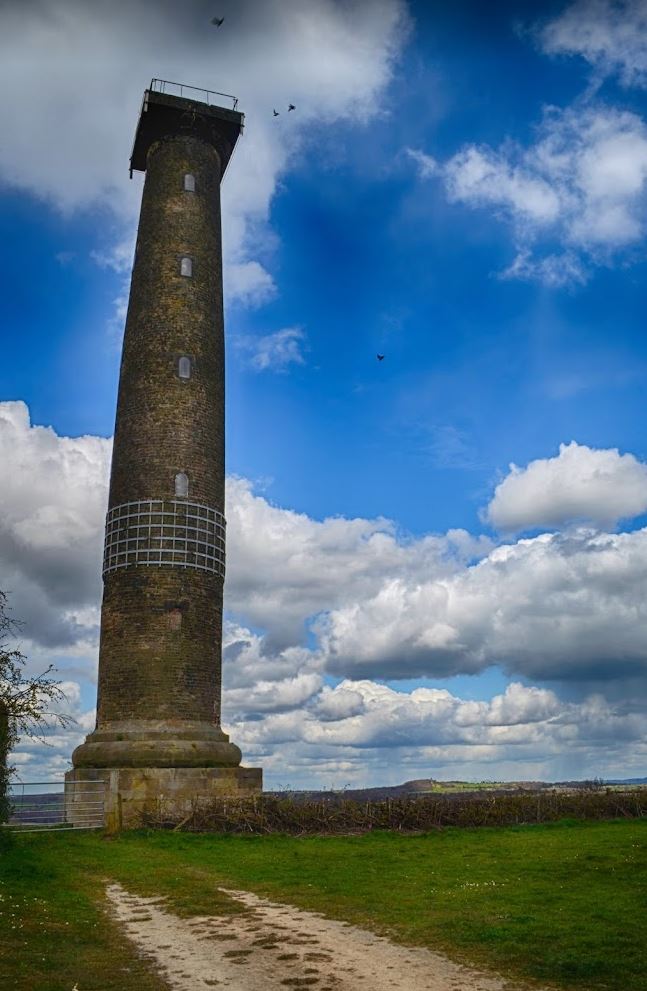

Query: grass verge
left=1, top=818, right=645, bottom=990
left=0, top=829, right=245, bottom=991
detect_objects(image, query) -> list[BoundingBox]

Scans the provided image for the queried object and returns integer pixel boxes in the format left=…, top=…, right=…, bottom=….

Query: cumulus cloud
left=540, top=0, right=647, bottom=88
left=225, top=672, right=647, bottom=787
left=222, top=621, right=322, bottom=717
left=7, top=404, right=647, bottom=690
left=238, top=327, right=308, bottom=372
left=410, top=102, right=647, bottom=285
left=224, top=475, right=491, bottom=651
left=319, top=525, right=647, bottom=684
left=0, top=0, right=410, bottom=307
left=20, top=660, right=645, bottom=784
left=487, top=440, right=647, bottom=531
left=226, top=472, right=647, bottom=689
left=0, top=402, right=109, bottom=648
left=5, top=402, right=647, bottom=783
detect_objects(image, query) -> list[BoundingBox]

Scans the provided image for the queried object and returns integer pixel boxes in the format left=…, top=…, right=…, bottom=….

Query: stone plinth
left=71, top=719, right=242, bottom=769
left=65, top=765, right=262, bottom=832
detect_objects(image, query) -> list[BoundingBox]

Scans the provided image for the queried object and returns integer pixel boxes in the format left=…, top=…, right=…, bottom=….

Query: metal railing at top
left=5, top=779, right=105, bottom=833
left=150, top=78, right=238, bottom=110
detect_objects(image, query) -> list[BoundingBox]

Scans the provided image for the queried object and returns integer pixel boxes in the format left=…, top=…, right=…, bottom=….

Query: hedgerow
left=141, top=787, right=647, bottom=834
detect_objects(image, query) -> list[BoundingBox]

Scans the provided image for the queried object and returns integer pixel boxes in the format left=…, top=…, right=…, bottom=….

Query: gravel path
left=106, top=882, right=535, bottom=991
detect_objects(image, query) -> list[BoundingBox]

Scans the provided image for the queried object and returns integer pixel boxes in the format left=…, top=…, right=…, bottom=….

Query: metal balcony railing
left=150, top=78, right=238, bottom=110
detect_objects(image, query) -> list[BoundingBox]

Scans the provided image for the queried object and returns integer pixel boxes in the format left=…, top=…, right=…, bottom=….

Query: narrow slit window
left=183, top=173, right=196, bottom=192
left=180, top=256, right=193, bottom=277
left=178, top=356, right=192, bottom=380
left=175, top=472, right=189, bottom=498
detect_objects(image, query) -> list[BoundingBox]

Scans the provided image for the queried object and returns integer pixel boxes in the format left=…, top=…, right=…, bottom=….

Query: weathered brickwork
left=109, top=136, right=225, bottom=509
left=70, top=92, right=261, bottom=789
left=96, top=135, right=227, bottom=735
left=97, top=568, right=223, bottom=724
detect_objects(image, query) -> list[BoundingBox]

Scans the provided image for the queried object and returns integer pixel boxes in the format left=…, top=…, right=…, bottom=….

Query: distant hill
left=273, top=778, right=555, bottom=802
left=272, top=775, right=647, bottom=802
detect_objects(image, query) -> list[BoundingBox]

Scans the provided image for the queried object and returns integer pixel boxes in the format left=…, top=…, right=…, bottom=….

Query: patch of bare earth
left=106, top=883, right=541, bottom=991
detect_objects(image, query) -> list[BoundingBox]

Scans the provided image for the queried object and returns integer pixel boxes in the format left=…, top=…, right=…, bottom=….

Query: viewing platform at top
left=130, top=78, right=244, bottom=177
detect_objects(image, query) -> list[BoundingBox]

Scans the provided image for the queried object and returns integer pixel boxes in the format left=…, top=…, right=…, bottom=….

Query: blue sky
left=3, top=0, right=647, bottom=786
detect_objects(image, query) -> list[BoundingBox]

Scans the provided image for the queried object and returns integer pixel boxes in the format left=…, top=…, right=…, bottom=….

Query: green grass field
left=1, top=818, right=645, bottom=991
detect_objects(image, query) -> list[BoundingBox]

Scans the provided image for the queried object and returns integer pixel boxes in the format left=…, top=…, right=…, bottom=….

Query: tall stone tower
left=66, top=80, right=262, bottom=828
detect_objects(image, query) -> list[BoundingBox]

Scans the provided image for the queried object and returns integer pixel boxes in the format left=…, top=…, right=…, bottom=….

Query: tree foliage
left=0, top=590, right=72, bottom=822
left=0, top=699, right=11, bottom=824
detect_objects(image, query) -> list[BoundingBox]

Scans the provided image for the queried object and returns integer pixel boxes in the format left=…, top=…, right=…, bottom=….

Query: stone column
left=67, top=88, right=261, bottom=821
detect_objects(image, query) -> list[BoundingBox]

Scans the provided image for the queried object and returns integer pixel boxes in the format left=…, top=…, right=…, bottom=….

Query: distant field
left=1, top=819, right=646, bottom=991
left=267, top=776, right=647, bottom=801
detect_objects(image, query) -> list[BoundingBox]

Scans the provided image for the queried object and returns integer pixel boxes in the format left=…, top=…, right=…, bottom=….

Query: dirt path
left=106, top=882, right=538, bottom=991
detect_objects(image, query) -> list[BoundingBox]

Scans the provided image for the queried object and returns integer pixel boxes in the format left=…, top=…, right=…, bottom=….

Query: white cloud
left=0, top=0, right=410, bottom=308
left=226, top=673, right=647, bottom=787
left=404, top=146, right=439, bottom=177
left=222, top=621, right=322, bottom=716
left=5, top=402, right=647, bottom=784
left=444, top=144, right=561, bottom=223
left=225, top=466, right=647, bottom=689
left=224, top=475, right=490, bottom=651
left=8, top=678, right=95, bottom=782
left=0, top=402, right=109, bottom=648
left=319, top=527, right=647, bottom=683
left=225, top=262, right=277, bottom=307
left=7, top=404, right=647, bottom=690
left=540, top=0, right=647, bottom=88
left=238, top=327, right=308, bottom=372
left=410, top=101, right=647, bottom=285
left=487, top=440, right=647, bottom=531
left=18, top=662, right=645, bottom=785
left=500, top=249, right=588, bottom=287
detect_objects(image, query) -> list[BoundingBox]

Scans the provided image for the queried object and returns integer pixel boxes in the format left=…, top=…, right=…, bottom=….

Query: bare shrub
left=141, top=788, right=647, bottom=835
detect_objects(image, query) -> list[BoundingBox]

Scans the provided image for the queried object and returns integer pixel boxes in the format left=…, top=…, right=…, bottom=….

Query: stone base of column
left=64, top=765, right=263, bottom=832
left=71, top=719, right=243, bottom=769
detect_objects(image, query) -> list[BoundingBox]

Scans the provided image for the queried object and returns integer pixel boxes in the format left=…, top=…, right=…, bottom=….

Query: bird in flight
left=273, top=109, right=280, bottom=116
left=288, top=104, right=296, bottom=111
left=377, top=354, right=385, bottom=361
left=211, top=16, right=224, bottom=26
